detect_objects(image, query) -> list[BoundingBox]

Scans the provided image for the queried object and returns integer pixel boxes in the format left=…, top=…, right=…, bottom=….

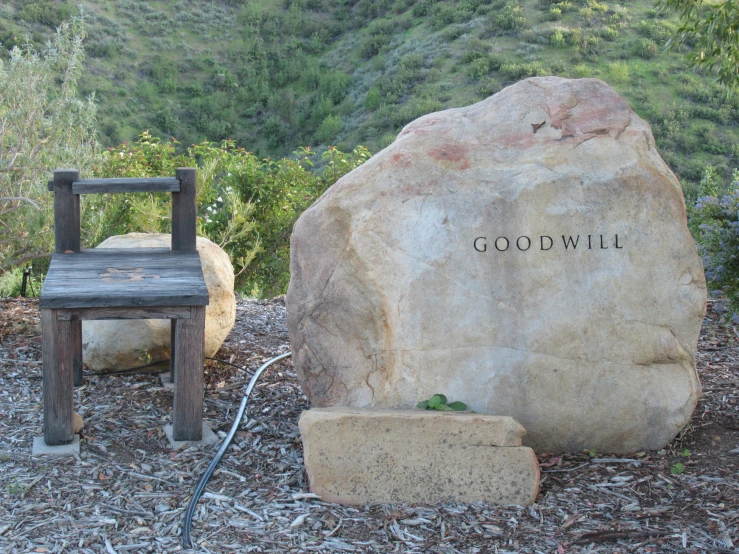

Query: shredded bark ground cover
left=0, top=297, right=737, bottom=553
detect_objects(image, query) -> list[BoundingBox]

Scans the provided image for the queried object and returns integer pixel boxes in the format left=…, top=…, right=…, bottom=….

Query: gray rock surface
left=287, top=77, right=707, bottom=453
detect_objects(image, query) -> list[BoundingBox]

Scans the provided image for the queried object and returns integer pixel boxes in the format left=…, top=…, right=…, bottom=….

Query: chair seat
left=40, top=248, right=209, bottom=309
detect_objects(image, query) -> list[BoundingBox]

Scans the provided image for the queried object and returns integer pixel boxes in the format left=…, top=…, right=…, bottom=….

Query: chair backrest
left=49, top=168, right=197, bottom=253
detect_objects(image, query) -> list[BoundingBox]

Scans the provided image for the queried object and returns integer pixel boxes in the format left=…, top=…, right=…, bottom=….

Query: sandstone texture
left=287, top=77, right=707, bottom=454
left=299, top=408, right=540, bottom=505
left=82, top=233, right=235, bottom=370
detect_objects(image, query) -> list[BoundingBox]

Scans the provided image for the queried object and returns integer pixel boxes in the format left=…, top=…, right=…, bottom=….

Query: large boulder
left=82, top=233, right=235, bottom=370
left=286, top=77, right=707, bottom=454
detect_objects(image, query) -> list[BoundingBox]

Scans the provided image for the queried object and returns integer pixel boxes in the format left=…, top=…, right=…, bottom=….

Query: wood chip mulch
left=0, top=296, right=736, bottom=553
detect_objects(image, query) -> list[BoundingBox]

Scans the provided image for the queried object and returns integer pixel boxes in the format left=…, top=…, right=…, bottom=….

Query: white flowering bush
left=91, top=134, right=369, bottom=296
left=87, top=133, right=260, bottom=283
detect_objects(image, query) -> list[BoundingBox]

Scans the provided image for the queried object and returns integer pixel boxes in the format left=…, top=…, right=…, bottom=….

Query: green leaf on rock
left=417, top=394, right=468, bottom=411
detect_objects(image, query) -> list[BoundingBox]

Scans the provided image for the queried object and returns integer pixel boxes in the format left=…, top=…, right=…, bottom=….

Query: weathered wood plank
left=169, top=320, right=176, bottom=383
left=42, top=253, right=204, bottom=272
left=172, top=305, right=205, bottom=441
left=53, top=169, right=80, bottom=254
left=42, top=249, right=201, bottom=266
left=172, top=168, right=197, bottom=253
left=40, top=292, right=208, bottom=310
left=72, top=178, right=180, bottom=194
left=56, top=307, right=192, bottom=321
left=72, top=319, right=83, bottom=387
left=39, top=250, right=208, bottom=309
left=42, top=309, right=75, bottom=445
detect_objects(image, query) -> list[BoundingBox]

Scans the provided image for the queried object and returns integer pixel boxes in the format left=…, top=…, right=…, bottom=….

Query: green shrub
left=571, top=64, right=591, bottom=78
left=608, top=61, right=629, bottom=83
left=16, top=0, right=77, bottom=27
left=442, top=25, right=466, bottom=40
left=636, top=20, right=675, bottom=43
left=555, top=2, right=576, bottom=12
left=462, top=49, right=487, bottom=64
left=365, top=87, right=382, bottom=110
left=430, top=4, right=457, bottom=28
left=469, top=56, right=492, bottom=79
left=412, top=0, right=437, bottom=17
left=319, top=70, right=352, bottom=104
left=263, top=115, right=287, bottom=148
left=315, top=114, right=343, bottom=143
left=487, top=4, right=527, bottom=33
left=638, top=39, right=658, bottom=60
left=521, top=29, right=537, bottom=43
left=390, top=98, right=443, bottom=127
left=550, top=60, right=567, bottom=74
left=360, top=33, right=391, bottom=59
left=500, top=61, right=548, bottom=80
left=601, top=26, right=619, bottom=40
left=375, top=52, right=428, bottom=104
left=691, top=168, right=739, bottom=314
left=577, top=33, right=602, bottom=55
left=586, top=0, right=608, bottom=13
left=478, top=77, right=502, bottom=97
left=550, top=29, right=567, bottom=48
left=487, top=52, right=506, bottom=71
left=379, top=132, right=397, bottom=149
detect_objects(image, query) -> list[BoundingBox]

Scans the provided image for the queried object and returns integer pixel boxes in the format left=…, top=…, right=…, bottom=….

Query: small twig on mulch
left=574, top=529, right=672, bottom=543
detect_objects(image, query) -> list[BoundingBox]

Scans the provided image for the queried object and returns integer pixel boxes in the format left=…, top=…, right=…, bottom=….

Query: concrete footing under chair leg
left=159, top=371, right=174, bottom=390
left=32, top=435, right=80, bottom=456
left=163, top=422, right=218, bottom=450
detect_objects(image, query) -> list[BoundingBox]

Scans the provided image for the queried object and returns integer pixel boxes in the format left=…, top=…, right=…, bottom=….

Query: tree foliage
left=0, top=19, right=98, bottom=272
left=659, top=0, right=739, bottom=89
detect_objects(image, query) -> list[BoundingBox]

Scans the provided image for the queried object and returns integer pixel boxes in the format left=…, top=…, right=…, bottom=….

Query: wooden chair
left=39, top=169, right=209, bottom=446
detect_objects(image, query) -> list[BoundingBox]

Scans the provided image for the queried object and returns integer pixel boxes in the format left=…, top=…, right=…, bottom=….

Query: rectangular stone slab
left=299, top=408, right=540, bottom=506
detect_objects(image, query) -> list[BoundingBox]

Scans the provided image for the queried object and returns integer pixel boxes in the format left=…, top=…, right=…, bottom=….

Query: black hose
left=181, top=351, right=292, bottom=549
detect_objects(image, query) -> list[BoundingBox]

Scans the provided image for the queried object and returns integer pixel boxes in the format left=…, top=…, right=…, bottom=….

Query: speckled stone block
left=299, top=408, right=540, bottom=506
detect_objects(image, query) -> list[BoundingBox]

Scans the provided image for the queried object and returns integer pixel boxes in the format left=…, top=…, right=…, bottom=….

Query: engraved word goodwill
left=473, top=234, right=623, bottom=252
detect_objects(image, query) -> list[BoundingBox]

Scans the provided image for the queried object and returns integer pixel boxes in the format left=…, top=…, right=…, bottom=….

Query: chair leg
left=173, top=306, right=205, bottom=441
left=169, top=319, right=176, bottom=383
left=72, top=319, right=83, bottom=387
left=42, top=309, right=74, bottom=445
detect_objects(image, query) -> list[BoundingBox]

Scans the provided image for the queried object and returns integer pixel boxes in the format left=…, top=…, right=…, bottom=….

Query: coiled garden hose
left=182, top=351, right=293, bottom=549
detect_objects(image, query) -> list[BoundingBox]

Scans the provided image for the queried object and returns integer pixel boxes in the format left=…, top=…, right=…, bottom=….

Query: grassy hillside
left=1, top=0, right=738, bottom=197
